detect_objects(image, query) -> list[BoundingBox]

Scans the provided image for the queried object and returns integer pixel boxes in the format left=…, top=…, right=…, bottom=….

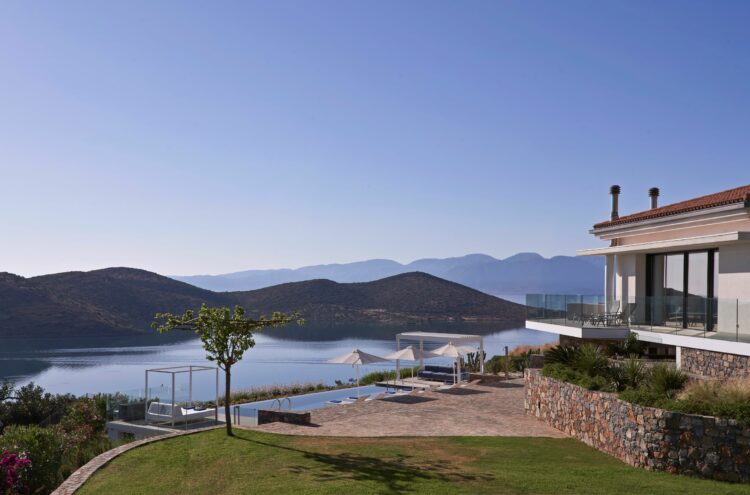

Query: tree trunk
left=224, top=365, right=233, bottom=436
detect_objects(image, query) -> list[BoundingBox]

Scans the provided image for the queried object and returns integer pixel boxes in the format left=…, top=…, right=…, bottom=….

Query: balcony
left=526, top=294, right=750, bottom=345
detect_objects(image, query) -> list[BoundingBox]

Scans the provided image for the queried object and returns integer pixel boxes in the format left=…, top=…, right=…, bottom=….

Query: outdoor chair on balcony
left=585, top=301, right=616, bottom=327
left=610, top=302, right=637, bottom=326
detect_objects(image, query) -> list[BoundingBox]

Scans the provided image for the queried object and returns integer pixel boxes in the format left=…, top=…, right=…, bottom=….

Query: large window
left=647, top=250, right=718, bottom=330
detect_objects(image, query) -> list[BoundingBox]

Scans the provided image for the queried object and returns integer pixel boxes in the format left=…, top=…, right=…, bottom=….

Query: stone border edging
left=51, top=425, right=221, bottom=495
left=524, top=369, right=750, bottom=482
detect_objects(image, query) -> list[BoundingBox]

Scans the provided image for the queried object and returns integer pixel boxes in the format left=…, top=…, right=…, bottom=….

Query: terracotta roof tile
left=593, top=184, right=750, bottom=229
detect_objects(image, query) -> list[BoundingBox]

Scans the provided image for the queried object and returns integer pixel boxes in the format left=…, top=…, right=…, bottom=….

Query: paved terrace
left=241, top=379, right=566, bottom=437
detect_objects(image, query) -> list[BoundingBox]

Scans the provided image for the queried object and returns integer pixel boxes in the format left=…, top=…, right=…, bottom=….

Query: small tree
left=152, top=304, right=302, bottom=436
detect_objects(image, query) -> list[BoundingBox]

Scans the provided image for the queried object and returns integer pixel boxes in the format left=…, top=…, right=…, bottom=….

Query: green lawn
left=78, top=429, right=750, bottom=495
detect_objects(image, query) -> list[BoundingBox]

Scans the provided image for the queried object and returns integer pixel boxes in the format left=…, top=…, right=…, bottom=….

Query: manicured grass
left=78, top=429, right=750, bottom=495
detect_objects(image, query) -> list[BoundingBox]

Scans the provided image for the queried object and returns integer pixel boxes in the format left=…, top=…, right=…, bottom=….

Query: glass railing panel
left=738, top=299, right=750, bottom=343
left=546, top=295, right=567, bottom=324
left=525, top=294, right=545, bottom=321
left=685, top=295, right=708, bottom=332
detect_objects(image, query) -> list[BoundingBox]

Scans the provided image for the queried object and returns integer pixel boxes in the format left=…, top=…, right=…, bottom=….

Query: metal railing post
left=504, top=346, right=509, bottom=380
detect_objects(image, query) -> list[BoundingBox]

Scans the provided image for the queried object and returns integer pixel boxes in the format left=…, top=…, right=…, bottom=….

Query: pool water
left=236, top=385, right=384, bottom=421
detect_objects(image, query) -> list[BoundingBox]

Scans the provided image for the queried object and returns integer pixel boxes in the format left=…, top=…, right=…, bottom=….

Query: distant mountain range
left=173, top=252, right=604, bottom=295
left=0, top=269, right=524, bottom=338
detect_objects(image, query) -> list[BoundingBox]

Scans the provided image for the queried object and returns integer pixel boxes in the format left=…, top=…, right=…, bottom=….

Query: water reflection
left=0, top=324, right=555, bottom=398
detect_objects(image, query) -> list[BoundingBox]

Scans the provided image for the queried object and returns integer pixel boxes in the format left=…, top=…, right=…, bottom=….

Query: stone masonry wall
left=681, top=347, right=750, bottom=379
left=525, top=369, right=750, bottom=482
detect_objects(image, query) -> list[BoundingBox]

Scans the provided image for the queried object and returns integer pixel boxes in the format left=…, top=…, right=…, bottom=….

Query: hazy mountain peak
left=502, top=252, right=545, bottom=263
left=172, top=252, right=603, bottom=295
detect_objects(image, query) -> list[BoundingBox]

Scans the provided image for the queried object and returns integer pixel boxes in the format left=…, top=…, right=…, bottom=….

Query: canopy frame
left=144, top=365, right=219, bottom=427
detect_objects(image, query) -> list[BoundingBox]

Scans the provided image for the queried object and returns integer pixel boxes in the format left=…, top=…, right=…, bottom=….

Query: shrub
left=219, top=383, right=333, bottom=406
left=647, top=364, right=687, bottom=398
left=0, top=425, right=64, bottom=494
left=572, top=345, right=608, bottom=377
left=0, top=383, right=75, bottom=426
left=484, top=355, right=507, bottom=375
left=484, top=355, right=526, bottom=374
left=607, top=333, right=645, bottom=358
left=620, top=355, right=647, bottom=389
left=672, top=378, right=750, bottom=421
left=618, top=387, right=673, bottom=409
left=58, top=398, right=104, bottom=435
left=360, top=367, right=417, bottom=385
left=55, top=398, right=109, bottom=472
left=1, top=450, right=32, bottom=495
left=511, top=354, right=531, bottom=373
left=544, top=346, right=579, bottom=367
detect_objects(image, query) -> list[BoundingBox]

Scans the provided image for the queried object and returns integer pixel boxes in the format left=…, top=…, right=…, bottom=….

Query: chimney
left=649, top=187, right=660, bottom=209
left=610, top=185, right=621, bottom=220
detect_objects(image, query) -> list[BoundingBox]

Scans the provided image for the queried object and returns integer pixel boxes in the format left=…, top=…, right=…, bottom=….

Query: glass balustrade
left=526, top=294, right=750, bottom=343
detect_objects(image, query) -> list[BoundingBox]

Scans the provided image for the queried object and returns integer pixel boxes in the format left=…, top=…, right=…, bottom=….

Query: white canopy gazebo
left=144, top=365, right=219, bottom=427
left=394, top=331, right=485, bottom=376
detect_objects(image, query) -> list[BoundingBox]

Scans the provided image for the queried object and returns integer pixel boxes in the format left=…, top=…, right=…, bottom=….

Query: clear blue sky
left=2, top=1, right=749, bottom=277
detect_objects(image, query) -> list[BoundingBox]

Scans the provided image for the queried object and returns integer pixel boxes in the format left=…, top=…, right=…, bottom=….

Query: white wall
left=717, top=244, right=750, bottom=335
left=616, top=254, right=637, bottom=304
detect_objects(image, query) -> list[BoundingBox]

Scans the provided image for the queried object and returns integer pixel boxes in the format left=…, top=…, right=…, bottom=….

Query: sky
left=1, top=1, right=749, bottom=277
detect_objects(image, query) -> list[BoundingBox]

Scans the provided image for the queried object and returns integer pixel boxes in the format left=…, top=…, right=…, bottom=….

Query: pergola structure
left=395, top=331, right=485, bottom=375
left=144, top=365, right=219, bottom=426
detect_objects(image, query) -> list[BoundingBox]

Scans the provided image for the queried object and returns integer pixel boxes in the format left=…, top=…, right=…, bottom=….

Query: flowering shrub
left=55, top=399, right=107, bottom=474
left=0, top=425, right=64, bottom=494
left=0, top=450, right=32, bottom=495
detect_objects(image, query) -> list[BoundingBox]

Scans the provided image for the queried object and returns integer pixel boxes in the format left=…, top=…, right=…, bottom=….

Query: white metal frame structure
left=144, top=365, right=219, bottom=427
left=395, top=331, right=485, bottom=375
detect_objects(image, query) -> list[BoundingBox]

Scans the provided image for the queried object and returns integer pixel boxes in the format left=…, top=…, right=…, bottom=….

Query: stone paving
left=241, top=379, right=566, bottom=437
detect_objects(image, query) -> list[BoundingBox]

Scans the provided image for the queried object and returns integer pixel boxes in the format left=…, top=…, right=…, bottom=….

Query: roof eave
left=589, top=202, right=749, bottom=236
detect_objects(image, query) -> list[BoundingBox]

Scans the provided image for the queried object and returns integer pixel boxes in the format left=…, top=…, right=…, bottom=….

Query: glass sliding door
left=686, top=252, right=708, bottom=329
left=663, top=253, right=685, bottom=328
left=648, top=249, right=717, bottom=331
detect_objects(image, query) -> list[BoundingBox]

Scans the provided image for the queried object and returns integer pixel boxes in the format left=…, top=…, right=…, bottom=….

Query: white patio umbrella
left=432, top=342, right=477, bottom=384
left=384, top=346, right=439, bottom=381
left=327, top=349, right=388, bottom=398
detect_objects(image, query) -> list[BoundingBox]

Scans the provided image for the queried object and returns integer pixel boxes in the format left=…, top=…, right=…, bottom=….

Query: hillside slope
left=0, top=268, right=228, bottom=337
left=0, top=269, right=524, bottom=337
left=231, top=272, right=525, bottom=325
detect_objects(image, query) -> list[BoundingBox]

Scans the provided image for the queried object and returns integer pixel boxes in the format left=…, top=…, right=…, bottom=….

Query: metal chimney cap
left=649, top=187, right=660, bottom=197
left=610, top=185, right=621, bottom=195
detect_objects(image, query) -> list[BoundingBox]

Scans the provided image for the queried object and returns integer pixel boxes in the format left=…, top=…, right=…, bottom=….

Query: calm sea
left=0, top=320, right=553, bottom=401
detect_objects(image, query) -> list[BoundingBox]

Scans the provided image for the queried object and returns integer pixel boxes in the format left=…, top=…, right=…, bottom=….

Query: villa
left=526, top=183, right=750, bottom=378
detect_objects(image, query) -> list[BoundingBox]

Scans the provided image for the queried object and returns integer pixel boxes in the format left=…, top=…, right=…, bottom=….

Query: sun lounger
left=146, top=402, right=215, bottom=424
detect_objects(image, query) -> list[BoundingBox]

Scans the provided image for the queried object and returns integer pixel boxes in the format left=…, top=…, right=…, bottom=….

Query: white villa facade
left=526, top=184, right=750, bottom=377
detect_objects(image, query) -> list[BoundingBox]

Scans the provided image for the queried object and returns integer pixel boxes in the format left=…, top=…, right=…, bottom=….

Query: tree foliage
left=152, top=304, right=302, bottom=435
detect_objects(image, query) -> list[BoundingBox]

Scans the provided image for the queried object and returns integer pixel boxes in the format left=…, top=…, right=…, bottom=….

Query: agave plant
left=572, top=345, right=608, bottom=377
left=622, top=355, right=647, bottom=389
left=648, top=364, right=687, bottom=398
left=543, top=345, right=580, bottom=366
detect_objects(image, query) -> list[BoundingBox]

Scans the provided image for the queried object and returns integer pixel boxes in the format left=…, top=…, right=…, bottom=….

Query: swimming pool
left=235, top=385, right=386, bottom=422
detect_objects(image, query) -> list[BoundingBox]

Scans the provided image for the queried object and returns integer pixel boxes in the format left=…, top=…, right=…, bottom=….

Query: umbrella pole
left=357, top=365, right=360, bottom=398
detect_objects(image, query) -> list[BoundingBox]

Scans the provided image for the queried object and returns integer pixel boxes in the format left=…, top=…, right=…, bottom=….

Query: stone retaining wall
left=525, top=369, right=750, bottom=482
left=681, top=347, right=750, bottom=378
left=51, top=425, right=220, bottom=495
left=257, top=409, right=311, bottom=425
